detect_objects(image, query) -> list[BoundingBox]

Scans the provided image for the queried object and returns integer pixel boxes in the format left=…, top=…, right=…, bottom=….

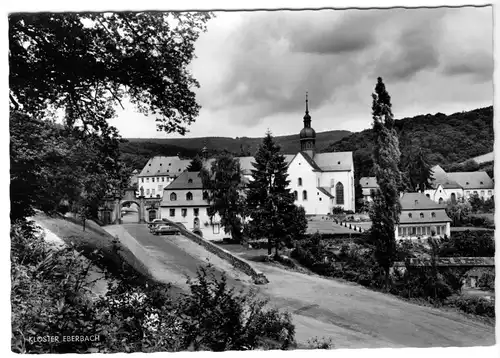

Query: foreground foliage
left=11, top=220, right=296, bottom=353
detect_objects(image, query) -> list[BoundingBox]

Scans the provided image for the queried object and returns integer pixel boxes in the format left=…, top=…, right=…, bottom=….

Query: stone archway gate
left=98, top=188, right=162, bottom=225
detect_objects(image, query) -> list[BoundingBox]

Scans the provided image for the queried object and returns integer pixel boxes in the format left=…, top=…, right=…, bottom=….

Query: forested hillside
left=325, top=106, right=494, bottom=179
left=121, top=130, right=351, bottom=169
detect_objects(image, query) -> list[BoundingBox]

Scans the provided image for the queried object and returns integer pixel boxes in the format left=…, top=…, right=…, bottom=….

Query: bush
left=478, top=271, right=495, bottom=291
left=307, top=336, right=334, bottom=349
left=439, top=231, right=495, bottom=257
left=11, top=221, right=297, bottom=353
left=445, top=296, right=495, bottom=318
left=331, top=206, right=344, bottom=215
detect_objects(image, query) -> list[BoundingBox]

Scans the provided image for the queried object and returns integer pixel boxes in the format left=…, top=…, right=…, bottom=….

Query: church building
left=285, top=94, right=355, bottom=214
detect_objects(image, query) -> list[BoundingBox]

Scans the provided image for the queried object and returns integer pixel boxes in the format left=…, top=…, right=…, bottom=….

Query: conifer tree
left=186, top=155, right=204, bottom=172
left=403, top=147, right=434, bottom=192
left=369, top=77, right=403, bottom=290
left=245, top=131, right=298, bottom=257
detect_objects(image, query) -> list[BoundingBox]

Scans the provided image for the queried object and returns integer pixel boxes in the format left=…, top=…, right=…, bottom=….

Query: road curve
left=106, top=224, right=495, bottom=349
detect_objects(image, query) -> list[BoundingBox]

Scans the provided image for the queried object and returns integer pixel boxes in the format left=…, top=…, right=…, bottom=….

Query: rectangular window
left=402, top=227, right=406, bottom=237
left=194, top=208, right=199, bottom=217
left=481, top=190, right=485, bottom=197
left=181, top=208, right=187, bottom=217
left=206, top=208, right=210, bottom=216
left=158, top=185, right=163, bottom=192
left=152, top=177, right=155, bottom=183
left=152, top=189, right=155, bottom=196
left=141, top=178, right=144, bottom=183
left=411, top=227, right=416, bottom=235
left=146, top=178, right=149, bottom=183
left=213, top=224, right=220, bottom=234
left=162, top=177, right=165, bottom=182
left=488, top=190, right=492, bottom=196
left=466, top=190, right=470, bottom=196
left=398, top=227, right=402, bottom=236
left=146, top=189, right=150, bottom=195
left=169, top=209, right=175, bottom=217
left=437, top=226, right=441, bottom=235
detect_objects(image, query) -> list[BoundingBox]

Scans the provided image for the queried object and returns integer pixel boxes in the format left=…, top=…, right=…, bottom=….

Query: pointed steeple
left=303, top=91, right=311, bottom=125
left=299, top=91, right=316, bottom=157
left=201, top=139, right=208, bottom=160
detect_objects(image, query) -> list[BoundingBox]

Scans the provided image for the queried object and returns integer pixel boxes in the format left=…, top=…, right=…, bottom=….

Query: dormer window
left=431, top=212, right=436, bottom=218
left=420, top=212, right=424, bottom=219
left=408, top=213, right=412, bottom=218
left=480, top=181, right=484, bottom=185
left=188, top=178, right=193, bottom=184
left=337, top=161, right=341, bottom=165
left=466, top=182, right=470, bottom=185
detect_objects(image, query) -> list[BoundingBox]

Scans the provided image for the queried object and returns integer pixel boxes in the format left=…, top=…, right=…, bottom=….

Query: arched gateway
left=98, top=188, right=162, bottom=225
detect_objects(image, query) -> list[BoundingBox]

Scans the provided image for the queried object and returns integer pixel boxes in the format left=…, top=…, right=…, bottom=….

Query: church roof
left=311, top=152, right=353, bottom=171
left=317, top=187, right=334, bottom=198
left=138, top=156, right=191, bottom=177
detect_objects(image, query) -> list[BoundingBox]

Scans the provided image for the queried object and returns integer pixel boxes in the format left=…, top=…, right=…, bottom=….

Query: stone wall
left=165, top=220, right=269, bottom=285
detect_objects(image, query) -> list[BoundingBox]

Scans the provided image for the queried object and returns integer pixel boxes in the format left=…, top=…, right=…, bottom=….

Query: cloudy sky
left=109, top=5, right=493, bottom=139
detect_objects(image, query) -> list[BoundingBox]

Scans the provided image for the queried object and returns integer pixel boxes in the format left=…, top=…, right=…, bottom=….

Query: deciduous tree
left=200, top=152, right=246, bottom=242
left=9, top=12, right=212, bottom=134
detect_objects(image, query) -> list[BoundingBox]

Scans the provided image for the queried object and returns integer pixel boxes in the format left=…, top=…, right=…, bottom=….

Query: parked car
left=148, top=219, right=164, bottom=232
left=154, top=225, right=180, bottom=236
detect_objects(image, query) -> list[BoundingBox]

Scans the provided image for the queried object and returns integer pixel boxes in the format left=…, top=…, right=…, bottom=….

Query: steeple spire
left=305, top=91, right=309, bottom=114
left=303, top=91, right=311, bottom=125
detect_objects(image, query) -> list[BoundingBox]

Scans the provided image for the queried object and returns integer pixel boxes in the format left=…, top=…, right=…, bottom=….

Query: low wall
left=164, top=219, right=269, bottom=285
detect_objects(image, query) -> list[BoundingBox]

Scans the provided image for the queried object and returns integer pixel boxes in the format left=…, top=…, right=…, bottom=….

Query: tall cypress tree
left=245, top=131, right=297, bottom=257
left=402, top=147, right=434, bottom=192
left=370, top=77, right=403, bottom=290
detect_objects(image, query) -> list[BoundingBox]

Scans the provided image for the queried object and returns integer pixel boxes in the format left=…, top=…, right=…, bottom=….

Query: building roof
left=400, top=192, right=445, bottom=210
left=311, top=152, right=353, bottom=171
left=468, top=152, right=494, bottom=165
left=317, top=187, right=334, bottom=198
left=360, top=177, right=378, bottom=188
left=399, top=210, right=452, bottom=224
left=163, top=171, right=203, bottom=190
left=446, top=171, right=494, bottom=190
left=138, top=156, right=191, bottom=177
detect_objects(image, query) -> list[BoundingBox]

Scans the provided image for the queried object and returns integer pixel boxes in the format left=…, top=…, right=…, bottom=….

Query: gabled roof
left=446, top=172, right=494, bottom=190
left=299, top=152, right=322, bottom=171
left=360, top=177, right=378, bottom=188
left=139, top=156, right=191, bottom=177
left=164, top=171, right=203, bottom=190
left=399, top=210, right=452, bottom=224
left=400, top=192, right=444, bottom=210
left=312, top=152, right=353, bottom=171
left=317, top=187, right=334, bottom=198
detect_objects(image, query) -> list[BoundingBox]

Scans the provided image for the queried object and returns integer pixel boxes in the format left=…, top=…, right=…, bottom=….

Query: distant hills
left=325, top=106, right=494, bottom=179
left=120, top=130, right=352, bottom=169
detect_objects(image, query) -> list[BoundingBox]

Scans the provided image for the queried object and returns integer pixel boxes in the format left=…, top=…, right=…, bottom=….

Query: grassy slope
left=32, top=212, right=152, bottom=283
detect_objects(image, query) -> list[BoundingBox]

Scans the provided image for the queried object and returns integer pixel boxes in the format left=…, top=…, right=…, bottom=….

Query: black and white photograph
left=7, top=0, right=497, bottom=355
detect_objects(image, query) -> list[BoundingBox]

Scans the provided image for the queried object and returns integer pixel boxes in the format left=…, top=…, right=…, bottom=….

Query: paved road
left=106, top=224, right=249, bottom=290
left=108, top=224, right=496, bottom=349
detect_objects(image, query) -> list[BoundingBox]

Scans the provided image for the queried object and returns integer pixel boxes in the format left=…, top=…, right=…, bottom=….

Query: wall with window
left=286, top=153, right=330, bottom=214
left=423, top=185, right=463, bottom=204
left=318, top=170, right=355, bottom=213
left=395, top=222, right=451, bottom=240
left=138, top=175, right=176, bottom=198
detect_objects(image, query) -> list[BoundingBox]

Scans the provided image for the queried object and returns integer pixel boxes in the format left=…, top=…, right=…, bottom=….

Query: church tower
left=299, top=92, right=316, bottom=158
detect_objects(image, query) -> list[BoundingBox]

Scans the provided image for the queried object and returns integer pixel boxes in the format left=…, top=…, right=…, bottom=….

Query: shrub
left=439, top=231, right=495, bottom=257
left=331, top=206, right=344, bottom=215
left=445, top=296, right=495, bottom=318
left=307, top=336, right=334, bottom=349
left=478, top=271, right=495, bottom=291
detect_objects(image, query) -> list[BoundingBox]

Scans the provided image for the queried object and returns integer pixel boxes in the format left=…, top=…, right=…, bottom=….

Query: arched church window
left=302, top=190, right=307, bottom=200
left=336, top=182, right=344, bottom=205
left=170, top=192, right=177, bottom=201
left=298, top=178, right=302, bottom=186
left=186, top=192, right=193, bottom=201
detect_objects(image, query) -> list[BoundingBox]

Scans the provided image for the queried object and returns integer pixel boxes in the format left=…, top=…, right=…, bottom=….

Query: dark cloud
left=289, top=11, right=381, bottom=55
left=442, top=53, right=493, bottom=82
left=196, top=7, right=492, bottom=128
